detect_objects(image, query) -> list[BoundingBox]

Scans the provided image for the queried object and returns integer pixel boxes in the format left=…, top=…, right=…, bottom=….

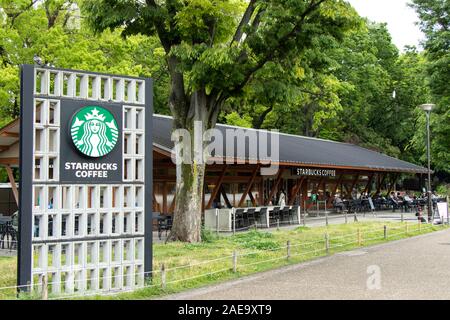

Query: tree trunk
left=167, top=89, right=219, bottom=243
left=169, top=162, right=205, bottom=242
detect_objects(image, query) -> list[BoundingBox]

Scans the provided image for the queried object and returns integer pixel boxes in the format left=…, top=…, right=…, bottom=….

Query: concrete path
left=161, top=228, right=450, bottom=300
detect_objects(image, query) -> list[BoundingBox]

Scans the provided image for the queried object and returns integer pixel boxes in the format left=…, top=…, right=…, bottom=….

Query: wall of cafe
left=151, top=152, right=403, bottom=215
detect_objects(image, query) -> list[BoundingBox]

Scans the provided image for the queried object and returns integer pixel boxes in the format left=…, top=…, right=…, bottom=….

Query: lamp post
left=420, top=104, right=435, bottom=222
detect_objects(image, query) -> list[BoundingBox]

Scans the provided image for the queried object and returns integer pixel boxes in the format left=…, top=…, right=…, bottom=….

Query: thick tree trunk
left=167, top=89, right=219, bottom=243
left=169, top=162, right=205, bottom=242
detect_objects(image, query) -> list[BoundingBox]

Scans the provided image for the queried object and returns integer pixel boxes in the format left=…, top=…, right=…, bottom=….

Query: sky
left=347, top=0, right=425, bottom=51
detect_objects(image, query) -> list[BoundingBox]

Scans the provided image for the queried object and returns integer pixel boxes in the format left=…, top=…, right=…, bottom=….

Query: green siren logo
left=71, top=106, right=118, bottom=157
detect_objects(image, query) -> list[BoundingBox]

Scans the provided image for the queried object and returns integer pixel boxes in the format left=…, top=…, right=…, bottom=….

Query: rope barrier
left=0, top=221, right=444, bottom=297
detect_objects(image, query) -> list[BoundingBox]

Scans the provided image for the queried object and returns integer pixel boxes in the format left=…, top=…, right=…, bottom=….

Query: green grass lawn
left=0, top=220, right=446, bottom=300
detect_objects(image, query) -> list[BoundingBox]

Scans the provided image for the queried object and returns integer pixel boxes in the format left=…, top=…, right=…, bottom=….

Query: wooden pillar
left=288, top=177, right=305, bottom=205
left=169, top=194, right=176, bottom=213
left=301, top=178, right=309, bottom=209
left=376, top=173, right=387, bottom=195
left=266, top=168, right=284, bottom=205
left=4, top=165, right=18, bottom=206
left=206, top=165, right=227, bottom=209
left=386, top=173, right=399, bottom=196
left=238, top=165, right=260, bottom=207
left=348, top=173, right=360, bottom=198
left=259, top=180, right=264, bottom=206
left=363, top=173, right=374, bottom=195
left=220, top=186, right=232, bottom=208
left=162, top=181, right=168, bottom=214
left=328, top=174, right=344, bottom=205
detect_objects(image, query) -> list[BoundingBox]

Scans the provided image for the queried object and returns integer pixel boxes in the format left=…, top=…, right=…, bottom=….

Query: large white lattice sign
left=18, top=65, right=153, bottom=296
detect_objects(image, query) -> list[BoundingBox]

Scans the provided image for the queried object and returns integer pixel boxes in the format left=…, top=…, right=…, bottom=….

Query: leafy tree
left=0, top=0, right=160, bottom=125
left=410, top=0, right=449, bottom=176
left=83, top=0, right=358, bottom=242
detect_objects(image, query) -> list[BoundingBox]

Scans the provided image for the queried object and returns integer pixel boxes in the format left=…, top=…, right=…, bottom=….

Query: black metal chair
left=257, top=208, right=268, bottom=228
left=269, top=207, right=280, bottom=226
left=245, top=208, right=256, bottom=227
left=234, top=209, right=245, bottom=229
left=280, top=207, right=290, bottom=224
left=158, top=215, right=173, bottom=240
left=289, top=206, right=299, bottom=224
left=388, top=198, right=400, bottom=211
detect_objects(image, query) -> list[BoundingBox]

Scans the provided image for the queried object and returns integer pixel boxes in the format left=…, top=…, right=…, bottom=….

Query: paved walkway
left=161, top=228, right=450, bottom=300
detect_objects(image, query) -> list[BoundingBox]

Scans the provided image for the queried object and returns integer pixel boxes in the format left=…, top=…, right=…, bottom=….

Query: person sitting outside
left=403, top=193, right=413, bottom=212
left=333, top=194, right=345, bottom=212
left=389, top=192, right=400, bottom=211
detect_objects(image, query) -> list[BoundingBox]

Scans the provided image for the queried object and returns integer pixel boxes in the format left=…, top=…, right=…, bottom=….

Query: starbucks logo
left=71, top=106, right=118, bottom=157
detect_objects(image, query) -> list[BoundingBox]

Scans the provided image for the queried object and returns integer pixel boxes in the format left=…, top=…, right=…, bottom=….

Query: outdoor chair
left=257, top=208, right=268, bottom=228
left=280, top=207, right=290, bottom=224
left=245, top=208, right=256, bottom=227
left=388, top=198, right=400, bottom=212
left=269, top=207, right=280, bottom=226
left=289, top=206, right=299, bottom=224
left=158, top=215, right=173, bottom=240
left=234, top=209, right=245, bottom=229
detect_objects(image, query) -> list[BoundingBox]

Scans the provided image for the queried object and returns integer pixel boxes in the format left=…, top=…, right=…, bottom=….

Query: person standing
left=278, top=189, right=286, bottom=207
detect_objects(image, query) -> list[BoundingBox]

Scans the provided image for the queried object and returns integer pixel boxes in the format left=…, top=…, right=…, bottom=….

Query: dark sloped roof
left=153, top=114, right=428, bottom=174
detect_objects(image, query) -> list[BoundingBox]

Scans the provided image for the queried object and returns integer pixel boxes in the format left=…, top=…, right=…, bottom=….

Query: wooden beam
left=248, top=191, right=256, bottom=207
left=220, top=186, right=232, bottom=208
left=347, top=173, right=360, bottom=198
left=1, top=132, right=19, bottom=138
left=162, top=181, right=168, bottom=214
left=169, top=194, right=176, bottom=213
left=153, top=175, right=263, bottom=183
left=238, top=165, right=260, bottom=207
left=386, top=173, right=399, bottom=196
left=153, top=191, right=161, bottom=212
left=0, top=158, right=19, bottom=165
left=4, top=165, right=18, bottom=206
left=288, top=177, right=305, bottom=205
left=328, top=174, right=344, bottom=205
left=206, top=165, right=227, bottom=209
left=376, top=173, right=387, bottom=194
left=363, top=173, right=375, bottom=194
left=266, top=168, right=285, bottom=205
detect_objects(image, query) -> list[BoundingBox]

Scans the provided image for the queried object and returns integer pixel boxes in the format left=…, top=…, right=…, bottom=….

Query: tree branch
left=230, top=0, right=327, bottom=96
left=146, top=0, right=174, bottom=53
left=231, top=0, right=257, bottom=45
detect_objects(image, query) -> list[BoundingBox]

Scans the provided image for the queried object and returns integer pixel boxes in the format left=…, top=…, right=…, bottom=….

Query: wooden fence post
left=325, top=210, right=329, bottom=227
left=232, top=208, right=236, bottom=235
left=384, top=225, right=387, bottom=240
left=277, top=219, right=280, bottom=230
left=287, top=241, right=291, bottom=260
left=232, top=251, right=238, bottom=273
left=216, top=209, right=219, bottom=236
left=41, top=275, right=48, bottom=300
left=325, top=233, right=329, bottom=255
left=161, top=263, right=166, bottom=290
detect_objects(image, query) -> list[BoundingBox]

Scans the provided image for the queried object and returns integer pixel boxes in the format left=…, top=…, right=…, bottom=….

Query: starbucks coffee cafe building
left=0, top=113, right=429, bottom=218
left=0, top=65, right=431, bottom=295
